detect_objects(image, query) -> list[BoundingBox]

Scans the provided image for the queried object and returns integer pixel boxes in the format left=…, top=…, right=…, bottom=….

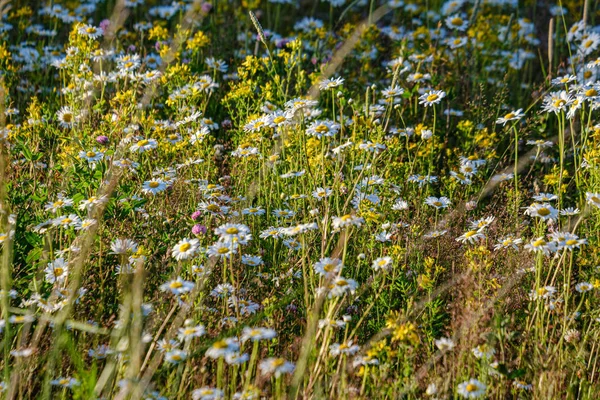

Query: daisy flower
left=319, top=76, right=344, bottom=90
left=312, top=187, right=332, bottom=200
left=435, top=337, right=455, bottom=352
left=469, top=216, right=495, bottom=230
left=129, top=138, right=158, bottom=153
left=513, top=380, right=533, bottom=391
left=575, top=282, right=593, bottom=293
left=445, top=13, right=468, bottom=31
left=496, top=108, right=524, bottom=125
left=56, top=106, right=77, bottom=128
left=329, top=341, right=360, bottom=356
left=560, top=207, right=580, bottom=216
left=165, top=349, right=188, bottom=364
left=50, top=377, right=80, bottom=388
left=424, top=196, right=451, bottom=209
left=306, top=120, right=340, bottom=139
left=314, top=257, right=343, bottom=276
left=44, top=258, right=68, bottom=284
left=206, top=241, right=238, bottom=259
left=258, top=358, right=295, bottom=377
left=457, top=379, right=486, bottom=398
left=332, top=214, right=364, bottom=230
left=327, top=276, right=358, bottom=297
left=241, top=254, right=263, bottom=266
left=192, top=387, right=224, bottom=400
left=241, top=326, right=277, bottom=342
left=541, top=90, right=573, bottom=114
left=259, top=227, right=283, bottom=239
left=52, top=214, right=82, bottom=229
left=172, top=238, right=200, bottom=260
left=494, top=236, right=523, bottom=251
left=419, top=90, right=446, bottom=106
left=524, top=237, right=557, bottom=255
left=358, top=141, right=386, bottom=154
left=524, top=203, right=559, bottom=221
left=532, top=192, right=558, bottom=202
left=142, top=179, right=167, bottom=195
left=160, top=277, right=194, bottom=295
left=371, top=256, right=393, bottom=272
left=456, top=230, right=486, bottom=244
left=586, top=192, right=600, bottom=208
left=206, top=338, right=240, bottom=359
left=242, top=207, right=265, bottom=216
left=529, top=285, right=556, bottom=300
left=177, top=324, right=206, bottom=342
left=79, top=149, right=104, bottom=167
left=214, top=223, right=251, bottom=242
left=78, top=24, right=103, bottom=39
left=110, top=238, right=138, bottom=255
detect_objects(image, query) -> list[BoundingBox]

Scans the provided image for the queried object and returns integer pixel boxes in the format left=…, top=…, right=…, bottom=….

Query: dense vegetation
left=0, top=0, right=600, bottom=398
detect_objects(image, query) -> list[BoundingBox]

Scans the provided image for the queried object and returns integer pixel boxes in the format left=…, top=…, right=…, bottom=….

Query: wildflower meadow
left=1, top=0, right=600, bottom=398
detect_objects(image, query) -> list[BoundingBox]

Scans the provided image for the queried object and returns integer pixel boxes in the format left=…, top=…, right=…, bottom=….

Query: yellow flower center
left=179, top=243, right=191, bottom=252
left=170, top=281, right=183, bottom=289
left=206, top=204, right=221, bottom=212
left=426, top=94, right=439, bottom=102
left=149, top=181, right=160, bottom=188
left=451, top=17, right=463, bottom=26
left=217, top=247, right=229, bottom=254
left=566, top=239, right=578, bottom=246
left=225, top=227, right=239, bottom=234
left=466, top=383, right=478, bottom=392
left=137, top=139, right=149, bottom=147
left=537, top=207, right=550, bottom=216
left=585, top=89, right=597, bottom=97
left=315, top=124, right=329, bottom=133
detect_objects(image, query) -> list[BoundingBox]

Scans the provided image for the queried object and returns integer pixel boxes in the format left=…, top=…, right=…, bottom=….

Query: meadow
left=0, top=0, right=600, bottom=398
